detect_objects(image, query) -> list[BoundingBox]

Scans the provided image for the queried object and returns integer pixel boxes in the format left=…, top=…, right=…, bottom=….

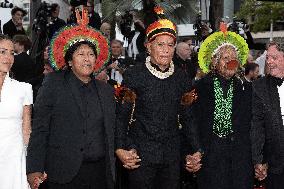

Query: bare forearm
left=22, top=105, right=32, bottom=145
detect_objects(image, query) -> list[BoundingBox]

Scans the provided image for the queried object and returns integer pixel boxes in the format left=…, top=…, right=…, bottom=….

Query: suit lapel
left=94, top=80, right=114, bottom=133
left=267, top=77, right=282, bottom=127
left=93, top=80, right=115, bottom=180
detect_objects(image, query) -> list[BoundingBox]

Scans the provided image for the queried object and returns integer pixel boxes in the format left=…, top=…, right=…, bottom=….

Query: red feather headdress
left=49, top=7, right=110, bottom=74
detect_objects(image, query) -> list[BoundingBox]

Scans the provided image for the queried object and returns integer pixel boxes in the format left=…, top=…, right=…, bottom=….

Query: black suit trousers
left=128, top=161, right=180, bottom=189
left=47, top=159, right=107, bottom=189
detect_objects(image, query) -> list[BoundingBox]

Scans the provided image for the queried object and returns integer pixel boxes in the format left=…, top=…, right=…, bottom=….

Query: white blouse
left=0, top=74, right=33, bottom=125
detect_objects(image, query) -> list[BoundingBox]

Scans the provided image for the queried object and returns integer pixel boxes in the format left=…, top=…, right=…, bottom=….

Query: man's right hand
left=27, top=172, right=47, bottom=189
left=116, top=149, right=141, bottom=169
left=185, top=151, right=202, bottom=173
left=254, top=163, right=268, bottom=181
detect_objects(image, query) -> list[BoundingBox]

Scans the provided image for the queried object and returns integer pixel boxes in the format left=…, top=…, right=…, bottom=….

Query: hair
left=111, top=39, right=123, bottom=46
left=87, top=0, right=94, bottom=6
left=13, top=35, right=31, bottom=51
left=50, top=3, right=59, bottom=13
left=244, top=63, right=259, bottom=75
left=267, top=41, right=284, bottom=53
left=176, top=42, right=190, bottom=51
left=64, top=40, right=97, bottom=69
left=0, top=34, right=12, bottom=42
left=100, top=22, right=111, bottom=31
left=11, top=7, right=27, bottom=17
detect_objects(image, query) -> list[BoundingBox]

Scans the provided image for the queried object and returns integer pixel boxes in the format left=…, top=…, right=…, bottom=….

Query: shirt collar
left=150, top=62, right=170, bottom=73
left=70, top=71, right=92, bottom=89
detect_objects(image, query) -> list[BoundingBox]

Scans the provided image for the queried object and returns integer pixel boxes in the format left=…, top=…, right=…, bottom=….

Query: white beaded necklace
left=145, top=56, right=174, bottom=79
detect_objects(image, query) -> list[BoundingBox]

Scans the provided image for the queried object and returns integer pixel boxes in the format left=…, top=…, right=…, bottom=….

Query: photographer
left=107, top=40, right=134, bottom=84
left=86, top=0, right=101, bottom=30
left=48, top=3, right=66, bottom=39
left=127, top=19, right=146, bottom=60
left=67, top=0, right=101, bottom=30
left=3, top=7, right=27, bottom=38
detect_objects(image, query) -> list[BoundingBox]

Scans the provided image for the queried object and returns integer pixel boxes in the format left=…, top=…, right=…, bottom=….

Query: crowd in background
left=0, top=2, right=283, bottom=189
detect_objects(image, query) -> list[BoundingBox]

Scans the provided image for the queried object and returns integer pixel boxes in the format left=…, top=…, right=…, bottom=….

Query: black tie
left=272, top=76, right=284, bottom=86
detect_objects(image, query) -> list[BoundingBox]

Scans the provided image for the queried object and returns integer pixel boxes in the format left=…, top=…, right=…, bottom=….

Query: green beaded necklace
left=213, top=77, right=234, bottom=137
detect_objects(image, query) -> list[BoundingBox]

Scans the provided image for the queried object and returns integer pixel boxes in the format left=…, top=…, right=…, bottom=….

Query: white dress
left=0, top=75, right=32, bottom=189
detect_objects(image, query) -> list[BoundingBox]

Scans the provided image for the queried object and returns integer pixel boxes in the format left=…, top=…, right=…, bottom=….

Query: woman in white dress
left=0, top=34, right=32, bottom=188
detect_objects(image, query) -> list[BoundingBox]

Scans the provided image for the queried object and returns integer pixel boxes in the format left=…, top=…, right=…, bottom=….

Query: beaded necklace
left=145, top=56, right=174, bottom=79
left=213, top=77, right=234, bottom=137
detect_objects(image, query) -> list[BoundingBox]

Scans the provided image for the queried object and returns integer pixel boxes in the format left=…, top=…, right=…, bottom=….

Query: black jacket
left=251, top=76, right=284, bottom=174
left=186, top=74, right=253, bottom=189
left=115, top=63, right=192, bottom=164
left=48, top=17, right=66, bottom=39
left=3, top=19, right=26, bottom=38
left=11, top=52, right=36, bottom=82
left=27, top=71, right=116, bottom=187
left=188, top=74, right=252, bottom=153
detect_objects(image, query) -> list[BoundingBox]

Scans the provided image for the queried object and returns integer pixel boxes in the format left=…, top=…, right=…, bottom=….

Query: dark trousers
left=197, top=135, right=253, bottom=189
left=128, top=161, right=180, bottom=189
left=266, top=171, right=284, bottom=189
left=47, top=160, right=107, bottom=189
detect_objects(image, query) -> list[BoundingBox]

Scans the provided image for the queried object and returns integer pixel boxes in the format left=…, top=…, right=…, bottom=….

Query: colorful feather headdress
left=49, top=7, right=110, bottom=73
left=198, top=22, right=249, bottom=73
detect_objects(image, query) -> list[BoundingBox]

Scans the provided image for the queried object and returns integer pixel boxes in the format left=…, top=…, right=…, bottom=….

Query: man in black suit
left=107, top=39, right=134, bottom=85
left=27, top=41, right=115, bottom=189
left=242, top=63, right=260, bottom=86
left=48, top=3, right=66, bottom=39
left=3, top=7, right=27, bottom=38
left=86, top=0, right=101, bottom=30
left=251, top=41, right=284, bottom=189
left=11, top=34, right=35, bottom=82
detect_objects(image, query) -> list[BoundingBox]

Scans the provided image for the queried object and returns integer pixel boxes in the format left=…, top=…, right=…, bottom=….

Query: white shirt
left=127, top=31, right=140, bottom=60
left=278, top=83, right=284, bottom=123
left=110, top=55, right=124, bottom=84
left=255, top=51, right=267, bottom=76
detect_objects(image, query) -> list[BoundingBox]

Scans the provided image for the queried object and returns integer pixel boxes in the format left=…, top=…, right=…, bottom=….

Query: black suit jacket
left=27, top=71, right=116, bottom=187
left=187, top=74, right=252, bottom=158
left=48, top=18, right=66, bottom=39
left=3, top=19, right=26, bottom=38
left=11, top=52, right=35, bottom=82
left=251, top=76, right=284, bottom=174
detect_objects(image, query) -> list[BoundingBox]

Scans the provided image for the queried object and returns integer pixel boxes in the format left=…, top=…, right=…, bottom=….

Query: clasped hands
left=254, top=163, right=268, bottom=181
left=27, top=172, right=47, bottom=189
left=116, top=149, right=141, bottom=169
left=185, top=152, right=202, bottom=173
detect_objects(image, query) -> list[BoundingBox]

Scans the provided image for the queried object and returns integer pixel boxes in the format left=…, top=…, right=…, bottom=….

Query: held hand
left=254, top=164, right=268, bottom=181
left=185, top=152, right=202, bottom=173
left=116, top=149, right=141, bottom=169
left=27, top=172, right=47, bottom=189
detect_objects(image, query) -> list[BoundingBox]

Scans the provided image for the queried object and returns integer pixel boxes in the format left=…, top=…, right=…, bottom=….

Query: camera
left=193, top=12, right=212, bottom=42
left=228, top=17, right=247, bottom=35
left=32, top=1, right=52, bottom=33
left=70, top=0, right=87, bottom=7
left=0, top=0, right=13, bottom=8
left=120, top=11, right=134, bottom=38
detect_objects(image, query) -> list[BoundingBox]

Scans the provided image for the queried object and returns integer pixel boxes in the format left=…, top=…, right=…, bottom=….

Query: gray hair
left=267, top=41, right=284, bottom=52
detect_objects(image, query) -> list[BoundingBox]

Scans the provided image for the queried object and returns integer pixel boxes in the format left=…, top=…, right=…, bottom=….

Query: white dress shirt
left=278, top=83, right=284, bottom=123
